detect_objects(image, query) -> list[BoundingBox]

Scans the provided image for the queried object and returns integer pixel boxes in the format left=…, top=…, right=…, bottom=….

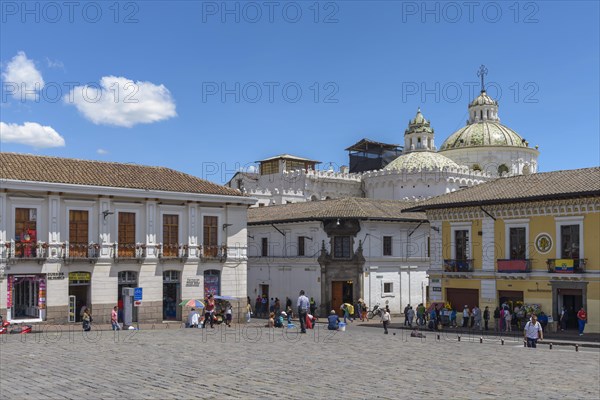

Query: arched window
left=204, top=270, right=220, bottom=298
left=472, top=164, right=482, bottom=171
left=480, top=110, right=483, bottom=119
left=498, top=164, right=509, bottom=175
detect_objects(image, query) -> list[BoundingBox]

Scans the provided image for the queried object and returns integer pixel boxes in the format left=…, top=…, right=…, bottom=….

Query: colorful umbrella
left=179, top=299, right=205, bottom=308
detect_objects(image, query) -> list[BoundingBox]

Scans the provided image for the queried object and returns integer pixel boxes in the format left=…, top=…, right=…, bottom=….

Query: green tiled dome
left=439, top=121, right=527, bottom=151
left=385, top=151, right=461, bottom=171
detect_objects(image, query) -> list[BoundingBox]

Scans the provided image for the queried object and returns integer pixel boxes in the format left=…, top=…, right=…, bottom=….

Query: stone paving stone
left=1, top=323, right=599, bottom=399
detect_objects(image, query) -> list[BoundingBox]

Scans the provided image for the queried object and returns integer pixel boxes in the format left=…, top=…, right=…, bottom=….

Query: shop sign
left=69, top=272, right=91, bottom=282
left=432, top=287, right=442, bottom=292
left=7, top=275, right=13, bottom=307
left=430, top=279, right=441, bottom=283
left=38, top=279, right=47, bottom=310
left=134, top=300, right=142, bottom=307
left=48, top=272, right=65, bottom=280
left=186, top=278, right=200, bottom=287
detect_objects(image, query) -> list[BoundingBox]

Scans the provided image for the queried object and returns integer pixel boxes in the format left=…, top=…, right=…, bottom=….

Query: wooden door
left=331, top=281, right=344, bottom=316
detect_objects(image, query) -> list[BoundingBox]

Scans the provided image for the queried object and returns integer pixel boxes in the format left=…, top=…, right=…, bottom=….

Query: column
left=145, top=201, right=157, bottom=258
left=47, top=194, right=61, bottom=259
left=481, top=217, right=495, bottom=271
left=188, top=204, right=198, bottom=258
left=98, top=198, right=112, bottom=258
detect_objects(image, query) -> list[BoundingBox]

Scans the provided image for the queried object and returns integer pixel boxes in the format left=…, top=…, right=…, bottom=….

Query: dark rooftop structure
left=345, top=138, right=402, bottom=173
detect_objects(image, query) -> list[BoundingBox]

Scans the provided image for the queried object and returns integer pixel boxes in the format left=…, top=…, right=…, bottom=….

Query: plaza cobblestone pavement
left=1, top=322, right=599, bottom=399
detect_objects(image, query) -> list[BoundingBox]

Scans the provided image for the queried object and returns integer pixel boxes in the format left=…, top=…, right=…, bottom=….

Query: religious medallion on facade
left=535, top=233, right=552, bottom=254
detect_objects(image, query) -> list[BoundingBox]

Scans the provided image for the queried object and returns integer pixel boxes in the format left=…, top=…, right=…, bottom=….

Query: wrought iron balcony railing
left=65, top=242, right=100, bottom=261
left=547, top=258, right=586, bottom=273
left=497, top=259, right=532, bottom=273
left=443, top=259, right=474, bottom=272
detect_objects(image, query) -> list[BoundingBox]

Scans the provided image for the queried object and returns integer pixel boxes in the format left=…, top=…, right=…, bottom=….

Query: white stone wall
left=0, top=182, right=253, bottom=321
left=440, top=146, right=539, bottom=176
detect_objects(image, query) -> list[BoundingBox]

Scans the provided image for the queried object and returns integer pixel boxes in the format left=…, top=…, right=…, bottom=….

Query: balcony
left=443, top=259, right=474, bottom=273
left=5, top=241, right=47, bottom=263
left=202, top=245, right=227, bottom=261
left=113, top=243, right=144, bottom=263
left=158, top=243, right=187, bottom=261
left=497, top=259, right=532, bottom=273
left=65, top=242, right=100, bottom=263
left=547, top=258, right=586, bottom=273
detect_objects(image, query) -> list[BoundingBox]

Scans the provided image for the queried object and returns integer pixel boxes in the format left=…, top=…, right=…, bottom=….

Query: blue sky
left=1, top=0, right=599, bottom=184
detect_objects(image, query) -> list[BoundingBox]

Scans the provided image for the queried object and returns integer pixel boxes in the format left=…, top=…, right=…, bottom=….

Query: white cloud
left=96, top=148, right=108, bottom=155
left=0, top=122, right=66, bottom=148
left=46, top=57, right=65, bottom=70
left=66, top=76, right=177, bottom=127
left=2, top=51, right=45, bottom=101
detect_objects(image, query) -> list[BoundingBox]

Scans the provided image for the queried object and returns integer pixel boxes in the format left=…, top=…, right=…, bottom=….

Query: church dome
left=439, top=121, right=528, bottom=151
left=385, top=151, right=461, bottom=171
left=469, top=91, right=497, bottom=107
left=405, top=108, right=433, bottom=136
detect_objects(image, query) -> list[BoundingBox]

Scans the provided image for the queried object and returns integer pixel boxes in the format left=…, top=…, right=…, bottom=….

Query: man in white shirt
left=381, top=307, right=391, bottom=334
left=524, top=314, right=543, bottom=348
left=188, top=308, right=199, bottom=328
left=297, top=290, right=310, bottom=333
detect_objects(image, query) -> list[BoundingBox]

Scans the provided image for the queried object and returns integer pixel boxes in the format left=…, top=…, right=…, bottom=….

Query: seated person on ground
left=328, top=310, right=340, bottom=331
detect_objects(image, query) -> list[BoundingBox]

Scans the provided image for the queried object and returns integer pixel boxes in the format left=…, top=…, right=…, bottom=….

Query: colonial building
left=247, top=198, right=429, bottom=315
left=0, top=153, right=255, bottom=324
left=404, top=167, right=600, bottom=332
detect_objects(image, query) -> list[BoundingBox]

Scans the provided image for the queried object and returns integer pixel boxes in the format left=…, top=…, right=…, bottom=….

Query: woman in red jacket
left=577, top=307, right=588, bottom=336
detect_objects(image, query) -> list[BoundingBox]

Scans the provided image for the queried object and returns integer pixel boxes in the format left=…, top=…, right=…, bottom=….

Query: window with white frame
left=450, top=222, right=471, bottom=260
left=382, top=281, right=394, bottom=296
left=504, top=219, right=529, bottom=259
left=555, top=216, right=584, bottom=260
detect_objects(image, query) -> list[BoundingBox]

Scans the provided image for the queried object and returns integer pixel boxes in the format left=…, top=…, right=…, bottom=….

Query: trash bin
left=339, top=322, right=346, bottom=332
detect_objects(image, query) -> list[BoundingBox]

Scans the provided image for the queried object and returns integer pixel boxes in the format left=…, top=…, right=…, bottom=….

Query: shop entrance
left=9, top=275, right=45, bottom=320
left=69, top=272, right=91, bottom=322
left=118, top=271, right=138, bottom=323
left=163, top=270, right=181, bottom=321
left=558, top=289, right=583, bottom=330
left=498, top=290, right=524, bottom=311
left=446, top=288, right=479, bottom=310
left=332, top=281, right=353, bottom=316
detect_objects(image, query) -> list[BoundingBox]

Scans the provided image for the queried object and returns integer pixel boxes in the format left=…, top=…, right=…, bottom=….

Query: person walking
left=524, top=314, right=543, bottom=348
left=225, top=304, right=233, bottom=327
left=246, top=301, right=252, bottom=323
left=483, top=306, right=490, bottom=331
left=111, top=306, right=121, bottom=330
left=450, top=308, right=457, bottom=328
left=462, top=305, right=470, bottom=328
left=341, top=303, right=354, bottom=324
left=204, top=294, right=216, bottom=329
left=403, top=305, right=410, bottom=326
left=493, top=307, right=501, bottom=332
left=82, top=308, right=92, bottom=331
left=297, top=290, right=310, bottom=333
left=473, top=306, right=482, bottom=330
left=255, top=295, right=261, bottom=318
left=560, top=306, right=568, bottom=331
left=504, top=309, right=512, bottom=332
left=407, top=306, right=415, bottom=327
left=261, top=296, right=268, bottom=317
left=381, top=307, right=391, bottom=334
left=577, top=307, right=588, bottom=336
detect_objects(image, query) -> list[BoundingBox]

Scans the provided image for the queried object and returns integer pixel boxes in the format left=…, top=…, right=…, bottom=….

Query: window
left=118, top=212, right=136, bottom=257
left=498, top=164, right=509, bottom=175
left=285, top=160, right=308, bottom=172
left=383, top=282, right=393, bottom=294
left=455, top=230, right=469, bottom=260
left=298, top=236, right=305, bottom=256
left=509, top=227, right=526, bottom=259
left=383, top=236, right=392, bottom=256
left=15, top=208, right=37, bottom=258
left=333, top=236, right=351, bottom=259
left=427, top=236, right=431, bottom=258
left=260, top=160, right=279, bottom=175
left=163, top=214, right=179, bottom=257
left=203, top=216, right=218, bottom=257
left=261, top=238, right=268, bottom=257
left=69, top=210, right=89, bottom=257
left=561, top=225, right=580, bottom=259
